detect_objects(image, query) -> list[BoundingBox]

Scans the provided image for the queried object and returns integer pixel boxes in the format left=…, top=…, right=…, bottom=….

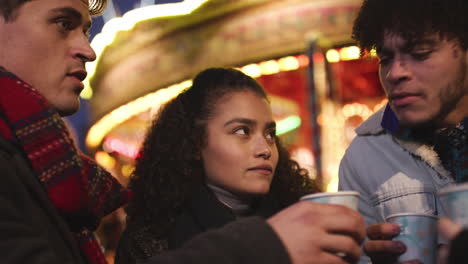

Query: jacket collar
left=355, top=106, right=387, bottom=136
left=188, top=185, right=236, bottom=230
left=355, top=104, right=451, bottom=179
left=188, top=185, right=281, bottom=230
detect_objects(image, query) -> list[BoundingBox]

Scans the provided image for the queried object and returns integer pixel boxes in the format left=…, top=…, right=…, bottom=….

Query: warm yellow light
left=326, top=49, right=340, bottom=63
left=82, top=0, right=210, bottom=100
left=370, top=48, right=377, bottom=57
left=80, top=79, right=93, bottom=99
left=339, top=46, right=360, bottom=61
left=278, top=56, right=299, bottom=71
left=241, top=64, right=262, bottom=78
left=373, top=99, right=388, bottom=112
left=342, top=102, right=373, bottom=119
left=121, top=164, right=135, bottom=177
left=86, top=80, right=191, bottom=149
left=260, top=60, right=280, bottom=75
left=95, top=151, right=116, bottom=170
left=326, top=171, right=339, bottom=192
left=124, top=0, right=209, bottom=22
left=88, top=49, right=366, bottom=151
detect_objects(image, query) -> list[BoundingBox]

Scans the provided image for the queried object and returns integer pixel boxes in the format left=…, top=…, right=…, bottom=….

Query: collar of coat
left=355, top=104, right=452, bottom=179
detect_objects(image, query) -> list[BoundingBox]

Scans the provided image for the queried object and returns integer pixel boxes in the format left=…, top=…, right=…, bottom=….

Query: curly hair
left=0, top=0, right=107, bottom=21
left=124, top=68, right=319, bottom=260
left=352, top=0, right=468, bottom=53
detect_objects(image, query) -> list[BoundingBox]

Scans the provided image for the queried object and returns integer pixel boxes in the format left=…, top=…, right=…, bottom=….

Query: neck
left=206, top=183, right=253, bottom=217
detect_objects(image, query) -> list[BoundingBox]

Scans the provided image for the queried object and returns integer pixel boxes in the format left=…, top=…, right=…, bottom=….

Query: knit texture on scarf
left=0, top=68, right=131, bottom=264
left=382, top=104, right=468, bottom=182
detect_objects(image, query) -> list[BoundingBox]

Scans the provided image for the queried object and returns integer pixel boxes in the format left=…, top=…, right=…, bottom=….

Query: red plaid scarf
left=0, top=68, right=131, bottom=264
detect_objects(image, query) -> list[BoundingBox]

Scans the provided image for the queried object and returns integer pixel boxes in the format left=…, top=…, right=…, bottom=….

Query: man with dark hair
left=0, top=1, right=366, bottom=264
left=339, top=0, right=468, bottom=263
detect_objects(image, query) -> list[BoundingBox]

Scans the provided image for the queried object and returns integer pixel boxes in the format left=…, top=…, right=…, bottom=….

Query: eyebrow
left=224, top=118, right=276, bottom=129
left=49, top=7, right=92, bottom=33
left=403, top=39, right=438, bottom=50
left=377, top=38, right=438, bottom=55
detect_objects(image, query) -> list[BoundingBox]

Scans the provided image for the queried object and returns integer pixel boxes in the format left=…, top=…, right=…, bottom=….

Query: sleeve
left=0, top=156, right=71, bottom=264
left=338, top=147, right=374, bottom=264
left=140, top=216, right=291, bottom=264
left=338, top=148, right=378, bottom=227
left=448, top=229, right=468, bottom=264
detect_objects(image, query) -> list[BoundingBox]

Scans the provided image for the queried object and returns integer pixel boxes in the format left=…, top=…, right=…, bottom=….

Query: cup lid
left=385, top=212, right=438, bottom=221
left=438, top=183, right=468, bottom=196
left=300, top=191, right=360, bottom=200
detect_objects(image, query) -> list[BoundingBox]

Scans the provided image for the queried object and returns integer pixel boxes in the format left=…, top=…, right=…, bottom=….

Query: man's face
left=378, top=33, right=468, bottom=127
left=0, top=0, right=96, bottom=116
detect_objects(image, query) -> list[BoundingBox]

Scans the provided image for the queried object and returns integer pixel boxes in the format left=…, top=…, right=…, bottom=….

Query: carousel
left=85, top=0, right=386, bottom=191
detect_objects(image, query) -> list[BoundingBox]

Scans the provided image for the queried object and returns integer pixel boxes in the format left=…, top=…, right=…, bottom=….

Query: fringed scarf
left=0, top=68, right=131, bottom=264
left=382, top=104, right=468, bottom=182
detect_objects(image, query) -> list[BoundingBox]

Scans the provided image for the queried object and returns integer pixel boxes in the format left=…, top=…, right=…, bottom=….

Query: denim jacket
left=338, top=107, right=455, bottom=263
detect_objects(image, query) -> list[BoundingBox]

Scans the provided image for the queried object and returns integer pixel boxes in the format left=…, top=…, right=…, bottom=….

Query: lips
left=68, top=70, right=87, bottom=81
left=389, top=92, right=420, bottom=107
left=248, top=165, right=273, bottom=175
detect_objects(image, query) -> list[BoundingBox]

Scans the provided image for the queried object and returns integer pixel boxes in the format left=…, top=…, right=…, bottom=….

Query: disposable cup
left=300, top=191, right=359, bottom=210
left=438, top=183, right=468, bottom=226
left=386, top=213, right=438, bottom=264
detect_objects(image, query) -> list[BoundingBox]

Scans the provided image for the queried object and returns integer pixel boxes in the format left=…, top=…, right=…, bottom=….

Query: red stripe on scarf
left=0, top=70, right=131, bottom=264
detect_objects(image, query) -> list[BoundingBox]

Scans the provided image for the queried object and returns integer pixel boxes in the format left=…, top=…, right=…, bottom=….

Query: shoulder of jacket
left=355, top=107, right=386, bottom=136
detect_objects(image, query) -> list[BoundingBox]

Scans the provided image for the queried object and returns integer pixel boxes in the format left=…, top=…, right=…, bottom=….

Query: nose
left=74, top=35, right=97, bottom=63
left=257, top=148, right=271, bottom=159
left=383, top=58, right=410, bottom=85
left=254, top=138, right=272, bottom=160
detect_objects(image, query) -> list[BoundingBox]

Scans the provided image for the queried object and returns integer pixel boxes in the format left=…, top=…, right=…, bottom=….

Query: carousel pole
left=305, top=35, right=323, bottom=188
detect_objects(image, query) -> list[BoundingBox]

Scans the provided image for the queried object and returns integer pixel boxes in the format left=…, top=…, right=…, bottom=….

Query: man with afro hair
left=339, top=0, right=468, bottom=263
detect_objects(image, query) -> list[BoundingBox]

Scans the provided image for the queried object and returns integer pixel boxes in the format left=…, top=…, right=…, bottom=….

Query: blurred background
left=65, top=0, right=385, bottom=261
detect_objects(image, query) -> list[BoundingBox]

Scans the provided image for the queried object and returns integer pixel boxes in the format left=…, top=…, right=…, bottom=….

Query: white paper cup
left=386, top=213, right=438, bottom=264
left=438, top=183, right=468, bottom=226
left=300, top=191, right=359, bottom=210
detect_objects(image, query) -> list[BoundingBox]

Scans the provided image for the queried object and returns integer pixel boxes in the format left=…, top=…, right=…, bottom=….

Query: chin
left=394, top=109, right=434, bottom=128
left=54, top=99, right=80, bottom=116
left=250, top=186, right=271, bottom=196
left=239, top=188, right=270, bottom=198
left=56, top=105, right=80, bottom=116
left=398, top=116, right=434, bottom=128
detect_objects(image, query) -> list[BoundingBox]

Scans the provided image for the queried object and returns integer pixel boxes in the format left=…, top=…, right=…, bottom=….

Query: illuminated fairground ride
left=85, top=0, right=387, bottom=191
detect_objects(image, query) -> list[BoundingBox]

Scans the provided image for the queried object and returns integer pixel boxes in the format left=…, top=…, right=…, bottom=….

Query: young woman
left=115, top=68, right=319, bottom=263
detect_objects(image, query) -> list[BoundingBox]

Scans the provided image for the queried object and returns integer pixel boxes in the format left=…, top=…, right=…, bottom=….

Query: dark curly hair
left=0, top=0, right=107, bottom=21
left=352, top=0, right=468, bottom=53
left=124, top=68, right=318, bottom=259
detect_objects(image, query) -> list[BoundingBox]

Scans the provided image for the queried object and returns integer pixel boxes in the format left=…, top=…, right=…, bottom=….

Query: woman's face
left=201, top=90, right=279, bottom=198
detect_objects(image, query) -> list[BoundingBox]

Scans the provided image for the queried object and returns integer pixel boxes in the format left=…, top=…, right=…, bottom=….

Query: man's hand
left=364, top=222, right=420, bottom=264
left=267, top=201, right=366, bottom=264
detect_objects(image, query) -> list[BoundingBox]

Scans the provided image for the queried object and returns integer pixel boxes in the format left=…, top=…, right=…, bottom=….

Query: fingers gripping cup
left=300, top=191, right=360, bottom=260
left=299, top=191, right=359, bottom=210
left=438, top=183, right=468, bottom=226
left=386, top=213, right=438, bottom=264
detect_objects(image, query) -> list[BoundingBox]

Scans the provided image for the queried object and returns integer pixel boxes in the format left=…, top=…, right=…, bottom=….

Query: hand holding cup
left=267, top=192, right=366, bottom=264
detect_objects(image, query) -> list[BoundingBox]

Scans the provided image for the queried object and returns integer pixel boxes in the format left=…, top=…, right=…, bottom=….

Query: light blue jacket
left=338, top=107, right=455, bottom=263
